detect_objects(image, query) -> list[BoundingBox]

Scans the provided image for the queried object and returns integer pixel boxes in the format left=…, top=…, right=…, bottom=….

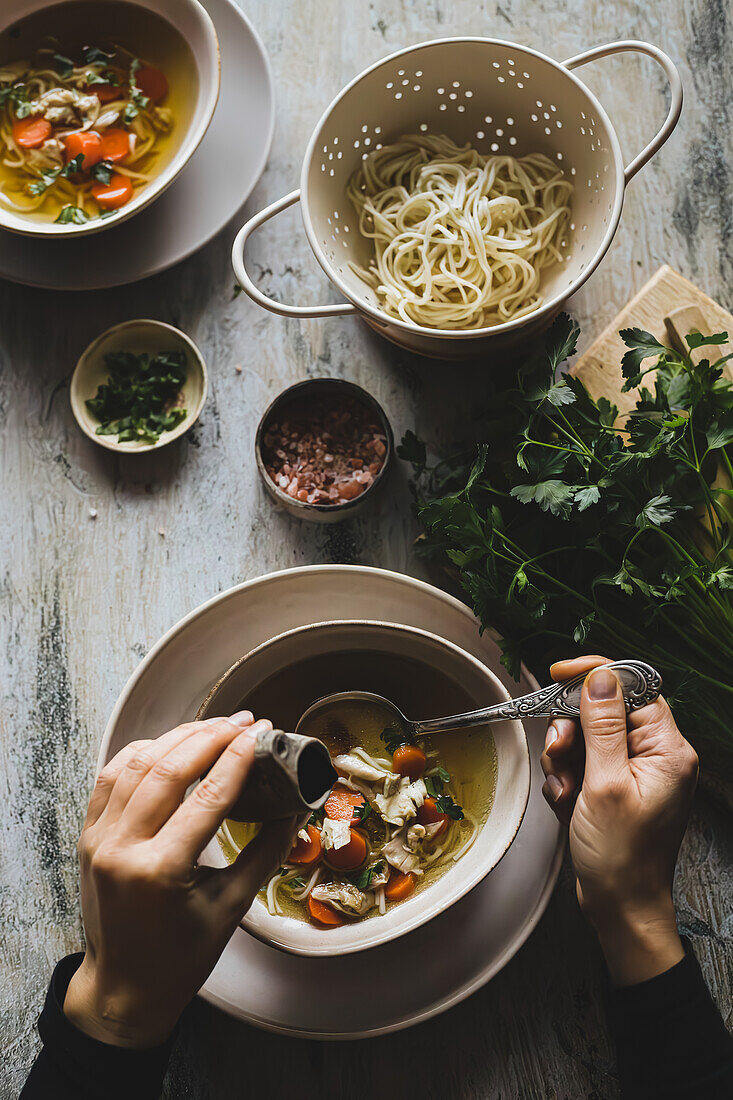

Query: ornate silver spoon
left=296, top=660, right=662, bottom=739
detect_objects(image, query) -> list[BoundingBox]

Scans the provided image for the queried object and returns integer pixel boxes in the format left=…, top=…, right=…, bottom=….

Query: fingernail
left=229, top=710, right=254, bottom=728
left=588, top=668, right=618, bottom=700
left=545, top=725, right=558, bottom=751
left=547, top=774, right=563, bottom=801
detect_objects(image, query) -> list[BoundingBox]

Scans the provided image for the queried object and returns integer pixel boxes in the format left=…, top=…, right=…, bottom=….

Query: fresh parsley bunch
left=86, top=350, right=188, bottom=444
left=400, top=315, right=733, bottom=774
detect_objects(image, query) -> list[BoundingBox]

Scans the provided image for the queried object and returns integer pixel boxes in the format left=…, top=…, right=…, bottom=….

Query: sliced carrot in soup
left=324, top=784, right=366, bottom=824
left=63, top=130, right=103, bottom=169
left=392, top=744, right=427, bottom=779
left=13, top=117, right=52, bottom=149
left=135, top=65, right=168, bottom=103
left=416, top=796, right=448, bottom=837
left=288, top=823, right=322, bottom=865
left=99, top=128, right=131, bottom=163
left=384, top=871, right=417, bottom=901
left=307, top=893, right=344, bottom=927
left=323, top=827, right=368, bottom=872
left=92, top=172, right=134, bottom=209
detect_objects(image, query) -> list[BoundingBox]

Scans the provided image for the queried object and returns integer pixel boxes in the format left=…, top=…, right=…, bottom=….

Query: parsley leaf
left=435, top=794, right=464, bottom=821
left=52, top=52, right=75, bottom=78
left=83, top=45, right=116, bottom=66
left=91, top=160, right=113, bottom=185
left=380, top=723, right=414, bottom=754
left=86, top=349, right=188, bottom=443
left=346, top=860, right=384, bottom=890
left=55, top=205, right=89, bottom=224
left=353, top=800, right=371, bottom=822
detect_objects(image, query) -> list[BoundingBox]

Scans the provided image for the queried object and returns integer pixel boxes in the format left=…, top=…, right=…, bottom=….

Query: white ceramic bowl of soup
left=0, top=0, right=220, bottom=236
left=197, top=620, right=531, bottom=957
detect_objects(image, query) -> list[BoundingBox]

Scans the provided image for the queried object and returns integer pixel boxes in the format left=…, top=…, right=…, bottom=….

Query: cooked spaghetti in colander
left=346, top=133, right=573, bottom=330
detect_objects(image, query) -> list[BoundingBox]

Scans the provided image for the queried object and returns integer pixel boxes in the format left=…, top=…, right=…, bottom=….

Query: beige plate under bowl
left=198, top=619, right=531, bottom=958
left=70, top=318, right=208, bottom=453
left=97, top=565, right=563, bottom=1038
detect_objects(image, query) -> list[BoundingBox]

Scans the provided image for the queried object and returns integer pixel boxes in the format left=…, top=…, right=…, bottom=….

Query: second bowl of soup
left=0, top=0, right=219, bottom=235
left=197, top=620, right=530, bottom=956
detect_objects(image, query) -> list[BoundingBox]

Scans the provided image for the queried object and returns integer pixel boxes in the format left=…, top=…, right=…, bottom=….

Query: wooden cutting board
left=572, top=265, right=733, bottom=403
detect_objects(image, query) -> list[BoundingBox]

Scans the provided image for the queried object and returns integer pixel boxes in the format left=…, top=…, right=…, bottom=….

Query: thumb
left=216, top=815, right=301, bottom=917
left=579, top=666, right=629, bottom=786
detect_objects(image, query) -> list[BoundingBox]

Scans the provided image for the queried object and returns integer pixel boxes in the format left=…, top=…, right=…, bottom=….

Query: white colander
left=232, top=38, right=682, bottom=359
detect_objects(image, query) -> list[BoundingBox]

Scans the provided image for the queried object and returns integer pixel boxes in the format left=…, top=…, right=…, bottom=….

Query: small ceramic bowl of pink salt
left=255, top=378, right=393, bottom=523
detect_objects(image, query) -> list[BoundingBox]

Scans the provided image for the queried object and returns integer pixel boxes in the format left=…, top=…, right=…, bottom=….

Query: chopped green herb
left=86, top=68, right=120, bottom=87
left=124, top=56, right=149, bottom=122
left=55, top=205, right=89, bottom=224
left=308, top=806, right=325, bottom=827
left=85, top=350, right=188, bottom=444
left=435, top=794, right=464, bottom=821
left=346, top=860, right=384, bottom=890
left=0, top=83, right=32, bottom=118
left=231, top=283, right=243, bottom=300
left=91, top=160, right=113, bottom=185
left=353, top=800, right=372, bottom=822
left=83, top=45, right=116, bottom=66
left=424, top=768, right=451, bottom=797
left=52, top=52, right=75, bottom=78
left=29, top=154, right=87, bottom=196
left=380, top=723, right=414, bottom=754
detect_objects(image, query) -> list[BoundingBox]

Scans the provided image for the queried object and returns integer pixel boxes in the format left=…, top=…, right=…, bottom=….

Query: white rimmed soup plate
left=197, top=620, right=531, bottom=957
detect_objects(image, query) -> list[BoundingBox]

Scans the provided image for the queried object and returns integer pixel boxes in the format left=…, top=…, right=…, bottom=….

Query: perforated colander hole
left=364, top=138, right=371, bottom=146
left=419, top=122, right=428, bottom=131
left=337, top=151, right=342, bottom=158
left=570, top=222, right=576, bottom=230
left=536, top=100, right=543, bottom=107
left=386, top=81, right=393, bottom=89
left=452, top=80, right=460, bottom=88
left=523, top=71, right=529, bottom=78
left=329, top=168, right=334, bottom=176
left=496, top=128, right=504, bottom=136
left=413, top=84, right=421, bottom=91
left=353, top=140, right=360, bottom=148
left=556, top=152, right=563, bottom=161
left=544, top=127, right=551, bottom=135
left=361, top=125, right=368, bottom=133
left=543, top=112, right=550, bottom=120
left=449, top=92, right=457, bottom=100
left=570, top=167, right=577, bottom=175
left=457, top=105, right=465, bottom=112
left=491, top=142, right=499, bottom=152
left=556, top=120, right=562, bottom=128
left=517, top=82, right=524, bottom=89
left=439, top=103, right=447, bottom=111
left=476, top=130, right=485, bottom=139
left=550, top=104, right=557, bottom=113
left=415, top=70, right=422, bottom=77
left=581, top=111, right=586, bottom=119
left=508, top=69, right=516, bottom=77
left=437, top=86, right=445, bottom=94
left=484, top=115, right=493, bottom=124
left=531, top=113, right=538, bottom=122
left=465, top=89, right=473, bottom=97
left=509, top=136, right=517, bottom=145
left=506, top=117, right=514, bottom=126
left=497, top=76, right=505, bottom=83
left=401, top=78, right=409, bottom=85
left=321, top=163, right=325, bottom=172
left=492, top=62, right=500, bottom=69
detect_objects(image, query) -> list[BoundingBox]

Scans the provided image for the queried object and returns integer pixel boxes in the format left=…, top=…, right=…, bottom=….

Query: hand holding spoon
left=296, top=660, right=662, bottom=739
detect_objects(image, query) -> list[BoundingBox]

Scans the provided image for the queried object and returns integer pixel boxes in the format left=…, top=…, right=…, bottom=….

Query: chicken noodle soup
left=219, top=686, right=497, bottom=927
left=0, top=1, right=196, bottom=224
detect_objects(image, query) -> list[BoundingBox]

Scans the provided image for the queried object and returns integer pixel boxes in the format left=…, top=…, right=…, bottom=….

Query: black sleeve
left=20, top=954, right=175, bottom=1100
left=609, top=939, right=733, bottom=1100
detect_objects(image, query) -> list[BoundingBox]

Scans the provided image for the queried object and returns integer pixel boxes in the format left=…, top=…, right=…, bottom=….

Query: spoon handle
left=413, top=660, right=662, bottom=735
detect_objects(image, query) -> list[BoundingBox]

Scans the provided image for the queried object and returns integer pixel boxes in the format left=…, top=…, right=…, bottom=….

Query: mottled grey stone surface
left=1, top=1, right=731, bottom=1097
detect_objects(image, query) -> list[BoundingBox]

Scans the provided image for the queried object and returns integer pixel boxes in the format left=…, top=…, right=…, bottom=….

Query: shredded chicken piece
left=32, top=88, right=99, bottom=128
left=332, top=753, right=395, bottom=784
left=374, top=776, right=427, bottom=826
left=382, top=825, right=424, bottom=874
left=296, top=827, right=310, bottom=843
left=311, top=881, right=373, bottom=916
left=320, top=817, right=350, bottom=851
left=26, top=138, right=64, bottom=172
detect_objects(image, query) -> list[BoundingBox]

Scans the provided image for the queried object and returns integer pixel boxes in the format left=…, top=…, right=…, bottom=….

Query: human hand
left=540, top=656, right=699, bottom=985
left=64, top=713, right=299, bottom=1047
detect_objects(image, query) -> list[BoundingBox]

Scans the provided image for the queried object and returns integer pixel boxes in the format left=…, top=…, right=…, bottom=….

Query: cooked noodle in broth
left=347, top=133, right=573, bottom=330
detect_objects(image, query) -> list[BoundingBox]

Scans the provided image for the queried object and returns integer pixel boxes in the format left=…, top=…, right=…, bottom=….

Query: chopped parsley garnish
left=435, top=793, right=464, bottom=821
left=29, top=154, right=86, bottom=196
left=346, top=860, right=384, bottom=890
left=308, top=806, right=325, bottom=827
left=55, top=205, right=89, bottom=224
left=0, top=83, right=32, bottom=118
left=353, top=800, right=372, bottom=822
left=91, top=160, right=114, bottom=185
left=83, top=45, right=117, bottom=66
left=424, top=766, right=451, bottom=798
left=380, top=723, right=415, bottom=754
left=124, top=57, right=150, bottom=122
left=85, top=350, right=188, bottom=444
left=52, top=52, right=75, bottom=78
left=86, top=69, right=120, bottom=87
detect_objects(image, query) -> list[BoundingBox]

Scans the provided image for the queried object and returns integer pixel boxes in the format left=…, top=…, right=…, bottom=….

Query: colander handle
left=231, top=190, right=358, bottom=318
left=563, top=41, right=683, bottom=183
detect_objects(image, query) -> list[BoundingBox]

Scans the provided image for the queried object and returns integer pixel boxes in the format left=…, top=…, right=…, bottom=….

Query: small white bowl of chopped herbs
left=71, top=318, right=207, bottom=453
